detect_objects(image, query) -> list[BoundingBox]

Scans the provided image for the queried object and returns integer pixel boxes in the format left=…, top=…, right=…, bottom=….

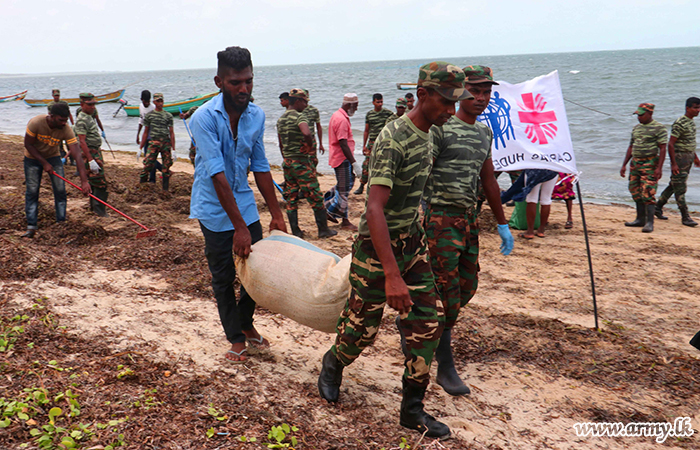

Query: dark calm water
left=2, top=46, right=699, bottom=207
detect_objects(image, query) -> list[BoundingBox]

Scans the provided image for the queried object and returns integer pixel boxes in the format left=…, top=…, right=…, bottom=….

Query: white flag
left=477, top=70, right=577, bottom=174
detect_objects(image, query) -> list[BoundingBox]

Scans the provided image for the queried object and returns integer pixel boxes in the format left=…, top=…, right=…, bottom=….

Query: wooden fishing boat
left=123, top=92, right=218, bottom=117
left=396, top=83, right=417, bottom=90
left=23, top=89, right=125, bottom=107
left=0, top=90, right=28, bottom=102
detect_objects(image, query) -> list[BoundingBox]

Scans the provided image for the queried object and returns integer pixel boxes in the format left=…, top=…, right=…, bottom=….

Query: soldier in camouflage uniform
left=301, top=90, right=325, bottom=168
left=318, top=62, right=474, bottom=440
left=620, top=103, right=668, bottom=233
left=354, top=93, right=395, bottom=195
left=74, top=93, right=109, bottom=216
left=425, top=66, right=514, bottom=397
left=405, top=92, right=415, bottom=111
left=655, top=97, right=700, bottom=226
left=139, top=93, right=175, bottom=191
left=385, top=97, right=407, bottom=125
left=277, top=88, right=336, bottom=239
left=180, top=106, right=199, bottom=166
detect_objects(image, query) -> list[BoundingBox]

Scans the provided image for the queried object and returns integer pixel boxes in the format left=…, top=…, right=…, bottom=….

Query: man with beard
left=424, top=65, right=514, bottom=397
left=189, top=46, right=287, bottom=363
left=22, top=102, right=91, bottom=238
left=318, top=62, right=472, bottom=439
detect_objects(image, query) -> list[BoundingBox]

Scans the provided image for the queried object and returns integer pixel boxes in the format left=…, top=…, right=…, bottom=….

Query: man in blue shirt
left=190, top=46, right=287, bottom=363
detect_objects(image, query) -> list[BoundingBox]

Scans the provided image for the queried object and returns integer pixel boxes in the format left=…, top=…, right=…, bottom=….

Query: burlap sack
left=235, top=230, right=350, bottom=333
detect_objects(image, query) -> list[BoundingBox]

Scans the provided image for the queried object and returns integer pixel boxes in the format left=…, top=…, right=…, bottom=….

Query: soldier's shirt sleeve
left=430, top=126, right=443, bottom=160
left=167, top=114, right=174, bottom=128
left=486, top=127, right=493, bottom=160
left=365, top=110, right=371, bottom=125
left=656, top=124, right=668, bottom=145
left=190, top=109, right=225, bottom=177
left=143, top=113, right=152, bottom=128
left=671, top=119, right=684, bottom=139
left=74, top=116, right=87, bottom=136
left=368, top=132, right=403, bottom=189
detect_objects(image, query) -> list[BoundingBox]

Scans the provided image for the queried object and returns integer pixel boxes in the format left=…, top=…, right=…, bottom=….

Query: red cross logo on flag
left=517, top=93, right=558, bottom=144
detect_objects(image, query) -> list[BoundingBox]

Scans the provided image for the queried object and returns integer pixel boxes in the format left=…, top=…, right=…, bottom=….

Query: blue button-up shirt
left=189, top=93, right=271, bottom=232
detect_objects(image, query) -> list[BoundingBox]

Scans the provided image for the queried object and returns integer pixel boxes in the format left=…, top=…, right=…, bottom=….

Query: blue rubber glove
left=61, top=157, right=67, bottom=165
left=497, top=224, right=514, bottom=256
left=101, top=130, right=106, bottom=139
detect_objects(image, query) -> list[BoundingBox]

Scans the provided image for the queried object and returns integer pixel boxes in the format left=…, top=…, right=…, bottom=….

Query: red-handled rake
left=52, top=171, right=157, bottom=238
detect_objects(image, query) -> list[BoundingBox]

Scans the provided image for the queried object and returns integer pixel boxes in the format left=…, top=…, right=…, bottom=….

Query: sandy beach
left=1, top=132, right=699, bottom=449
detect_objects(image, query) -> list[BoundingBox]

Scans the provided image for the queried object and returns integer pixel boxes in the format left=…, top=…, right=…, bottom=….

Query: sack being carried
left=235, top=230, right=351, bottom=333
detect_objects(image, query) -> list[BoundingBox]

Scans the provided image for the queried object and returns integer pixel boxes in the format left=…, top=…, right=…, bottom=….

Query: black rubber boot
left=314, top=208, right=337, bottom=238
left=680, top=206, right=698, bottom=227
left=642, top=204, right=654, bottom=233
left=399, top=379, right=451, bottom=439
left=625, top=201, right=646, bottom=227
left=286, top=210, right=305, bottom=238
left=21, top=229, right=36, bottom=238
left=92, top=187, right=109, bottom=217
left=317, top=350, right=344, bottom=403
left=435, top=328, right=470, bottom=396
left=353, top=183, right=365, bottom=195
left=655, top=205, right=668, bottom=220
left=162, top=177, right=170, bottom=192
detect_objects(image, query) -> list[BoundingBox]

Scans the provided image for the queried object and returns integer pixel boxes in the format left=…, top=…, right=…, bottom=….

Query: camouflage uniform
left=277, top=108, right=323, bottom=211
left=140, top=109, right=174, bottom=182
left=657, top=115, right=696, bottom=209
left=424, top=116, right=492, bottom=329
left=74, top=111, right=106, bottom=189
left=182, top=106, right=199, bottom=165
left=628, top=120, right=667, bottom=204
left=302, top=104, right=321, bottom=168
left=361, top=107, right=395, bottom=185
left=333, top=114, right=444, bottom=387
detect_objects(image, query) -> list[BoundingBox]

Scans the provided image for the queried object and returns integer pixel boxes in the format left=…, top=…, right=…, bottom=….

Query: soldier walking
left=74, top=93, right=109, bottom=216
left=139, top=93, right=175, bottom=191
left=620, top=103, right=668, bottom=233
left=318, top=62, right=473, bottom=439
left=655, top=97, right=700, bottom=226
left=354, top=93, right=394, bottom=195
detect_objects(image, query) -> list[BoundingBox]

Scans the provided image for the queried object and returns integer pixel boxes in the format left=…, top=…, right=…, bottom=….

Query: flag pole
left=575, top=181, right=599, bottom=331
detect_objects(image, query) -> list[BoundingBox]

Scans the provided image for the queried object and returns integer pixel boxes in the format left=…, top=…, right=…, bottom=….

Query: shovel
left=52, top=171, right=157, bottom=238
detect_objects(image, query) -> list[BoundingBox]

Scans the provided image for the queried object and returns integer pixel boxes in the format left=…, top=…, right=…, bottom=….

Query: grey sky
left=2, top=0, right=698, bottom=74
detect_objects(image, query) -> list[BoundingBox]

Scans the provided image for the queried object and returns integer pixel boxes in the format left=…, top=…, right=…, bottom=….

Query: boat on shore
left=24, top=89, right=125, bottom=107
left=0, top=90, right=28, bottom=103
left=123, top=92, right=218, bottom=117
left=396, top=83, right=417, bottom=90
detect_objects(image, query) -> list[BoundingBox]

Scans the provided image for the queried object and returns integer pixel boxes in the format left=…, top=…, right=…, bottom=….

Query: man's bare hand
left=81, top=180, right=92, bottom=196
left=269, top=216, right=287, bottom=234
left=654, top=168, right=662, bottom=181
left=672, top=163, right=680, bottom=176
left=620, top=166, right=626, bottom=178
left=233, top=227, right=252, bottom=258
left=385, top=274, right=412, bottom=315
left=43, top=162, right=54, bottom=173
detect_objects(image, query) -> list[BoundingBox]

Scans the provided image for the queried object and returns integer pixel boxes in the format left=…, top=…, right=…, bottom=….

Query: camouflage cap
left=633, top=103, right=654, bottom=115
left=417, top=61, right=473, bottom=101
left=396, top=97, right=407, bottom=108
left=52, top=89, right=60, bottom=95
left=463, top=65, right=499, bottom=85
left=79, top=93, right=95, bottom=101
left=153, top=93, right=164, bottom=101
left=289, top=88, right=309, bottom=101
left=303, top=89, right=310, bottom=100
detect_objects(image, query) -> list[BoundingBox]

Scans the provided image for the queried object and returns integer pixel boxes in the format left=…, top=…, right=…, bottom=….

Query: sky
left=1, top=0, right=699, bottom=74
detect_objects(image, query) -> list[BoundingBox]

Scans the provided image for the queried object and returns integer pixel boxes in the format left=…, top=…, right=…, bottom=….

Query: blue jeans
left=24, top=156, right=66, bottom=229
left=200, top=221, right=263, bottom=344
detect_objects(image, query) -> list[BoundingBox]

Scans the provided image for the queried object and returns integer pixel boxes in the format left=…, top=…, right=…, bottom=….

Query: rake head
left=136, top=228, right=158, bottom=239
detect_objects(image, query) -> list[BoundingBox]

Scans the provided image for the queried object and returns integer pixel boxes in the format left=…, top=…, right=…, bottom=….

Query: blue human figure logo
left=477, top=91, right=515, bottom=150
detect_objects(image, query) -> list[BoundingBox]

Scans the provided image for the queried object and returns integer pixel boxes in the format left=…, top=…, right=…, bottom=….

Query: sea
left=1, top=46, right=700, bottom=208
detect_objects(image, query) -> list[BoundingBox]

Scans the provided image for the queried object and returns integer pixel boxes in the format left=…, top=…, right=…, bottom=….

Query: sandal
left=246, top=335, right=270, bottom=351
left=519, top=233, right=534, bottom=240
left=565, top=221, right=573, bottom=229
left=226, top=348, right=247, bottom=364
left=535, top=232, right=545, bottom=238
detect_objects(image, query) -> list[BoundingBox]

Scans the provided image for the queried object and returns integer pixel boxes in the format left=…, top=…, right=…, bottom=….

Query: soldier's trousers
left=629, top=155, right=658, bottom=205
left=140, top=139, right=173, bottom=181
left=658, top=152, right=695, bottom=209
left=282, top=158, right=324, bottom=211
left=424, top=205, right=480, bottom=330
left=332, top=230, right=445, bottom=387
left=189, top=144, right=196, bottom=168
left=360, top=155, right=370, bottom=185
left=84, top=147, right=107, bottom=189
